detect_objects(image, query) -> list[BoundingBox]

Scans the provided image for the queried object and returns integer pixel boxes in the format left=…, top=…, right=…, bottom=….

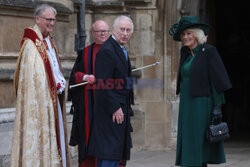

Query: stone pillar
left=126, top=0, right=182, bottom=150
left=162, top=0, right=182, bottom=149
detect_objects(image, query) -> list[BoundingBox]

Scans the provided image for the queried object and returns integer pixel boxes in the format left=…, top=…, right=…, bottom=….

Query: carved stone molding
left=86, top=0, right=123, bottom=9
left=0, top=0, right=73, bottom=21
left=0, top=107, right=15, bottom=124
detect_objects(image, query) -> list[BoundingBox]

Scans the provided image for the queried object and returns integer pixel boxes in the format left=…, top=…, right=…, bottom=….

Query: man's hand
left=85, top=75, right=96, bottom=84
left=112, top=107, right=124, bottom=124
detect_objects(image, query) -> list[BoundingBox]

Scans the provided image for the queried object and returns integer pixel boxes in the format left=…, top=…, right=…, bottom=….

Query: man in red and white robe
left=11, top=4, right=70, bottom=167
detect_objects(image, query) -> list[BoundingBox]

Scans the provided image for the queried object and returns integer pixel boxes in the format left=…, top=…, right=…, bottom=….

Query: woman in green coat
left=169, top=16, right=232, bottom=167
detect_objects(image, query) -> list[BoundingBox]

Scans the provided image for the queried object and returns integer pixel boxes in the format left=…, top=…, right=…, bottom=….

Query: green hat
left=169, top=16, right=211, bottom=41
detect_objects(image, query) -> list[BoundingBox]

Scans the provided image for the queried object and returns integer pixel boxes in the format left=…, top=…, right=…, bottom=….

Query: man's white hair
left=113, top=15, right=134, bottom=33
left=34, top=4, right=57, bottom=17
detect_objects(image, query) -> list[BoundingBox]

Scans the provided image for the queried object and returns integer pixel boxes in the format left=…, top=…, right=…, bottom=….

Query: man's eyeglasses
left=94, top=30, right=109, bottom=34
left=40, top=17, right=56, bottom=23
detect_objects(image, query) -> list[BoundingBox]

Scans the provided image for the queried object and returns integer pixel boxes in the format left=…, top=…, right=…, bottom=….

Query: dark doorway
left=210, top=1, right=250, bottom=141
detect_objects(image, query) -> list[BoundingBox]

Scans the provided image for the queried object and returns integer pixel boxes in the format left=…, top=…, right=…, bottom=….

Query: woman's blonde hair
left=187, top=28, right=208, bottom=44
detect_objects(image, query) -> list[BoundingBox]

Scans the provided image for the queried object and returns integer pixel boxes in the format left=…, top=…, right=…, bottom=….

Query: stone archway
left=211, top=0, right=250, bottom=141
left=161, top=0, right=250, bottom=142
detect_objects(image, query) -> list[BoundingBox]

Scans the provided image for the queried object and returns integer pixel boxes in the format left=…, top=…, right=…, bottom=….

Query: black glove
left=212, top=104, right=222, bottom=124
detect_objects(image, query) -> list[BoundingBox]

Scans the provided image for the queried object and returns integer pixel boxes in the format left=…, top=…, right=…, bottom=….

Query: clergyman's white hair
left=34, top=4, right=57, bottom=17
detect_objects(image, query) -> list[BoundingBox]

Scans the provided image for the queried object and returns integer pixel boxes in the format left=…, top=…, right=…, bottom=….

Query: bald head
left=92, top=20, right=109, bottom=44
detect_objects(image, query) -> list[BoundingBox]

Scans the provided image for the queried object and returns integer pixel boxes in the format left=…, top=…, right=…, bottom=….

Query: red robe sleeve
left=75, top=71, right=86, bottom=84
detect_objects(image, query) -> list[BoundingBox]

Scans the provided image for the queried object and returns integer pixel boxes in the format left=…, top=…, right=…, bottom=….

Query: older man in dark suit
left=88, top=15, right=134, bottom=167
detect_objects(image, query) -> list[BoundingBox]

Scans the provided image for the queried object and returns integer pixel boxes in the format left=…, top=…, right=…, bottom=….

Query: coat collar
left=109, top=36, right=128, bottom=68
left=33, top=24, right=43, bottom=40
left=180, top=44, right=207, bottom=67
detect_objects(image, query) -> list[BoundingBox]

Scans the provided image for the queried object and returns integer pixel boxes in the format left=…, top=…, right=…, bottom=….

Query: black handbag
left=206, top=104, right=230, bottom=143
left=206, top=121, right=230, bottom=143
left=205, top=52, right=230, bottom=143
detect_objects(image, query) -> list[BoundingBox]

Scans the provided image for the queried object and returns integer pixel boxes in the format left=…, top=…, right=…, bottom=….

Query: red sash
left=21, top=28, right=62, bottom=162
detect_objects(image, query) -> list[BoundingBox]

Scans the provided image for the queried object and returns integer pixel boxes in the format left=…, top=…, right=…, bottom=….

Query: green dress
left=175, top=45, right=226, bottom=167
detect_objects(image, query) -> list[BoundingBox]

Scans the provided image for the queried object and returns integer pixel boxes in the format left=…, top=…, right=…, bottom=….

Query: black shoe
left=202, top=163, right=207, bottom=167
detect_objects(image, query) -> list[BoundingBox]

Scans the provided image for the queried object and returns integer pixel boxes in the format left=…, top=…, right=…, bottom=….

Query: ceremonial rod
left=131, top=61, right=160, bottom=72
left=69, top=61, right=160, bottom=89
left=69, top=81, right=88, bottom=89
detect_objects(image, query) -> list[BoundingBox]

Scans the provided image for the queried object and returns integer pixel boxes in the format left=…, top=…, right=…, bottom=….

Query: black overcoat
left=68, top=43, right=95, bottom=163
left=176, top=44, right=232, bottom=96
left=88, top=36, right=133, bottom=160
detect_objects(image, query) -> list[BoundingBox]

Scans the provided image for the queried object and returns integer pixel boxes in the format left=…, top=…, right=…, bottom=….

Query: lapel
left=189, top=44, right=206, bottom=71
left=180, top=46, right=189, bottom=68
left=180, top=45, right=204, bottom=68
left=109, top=36, right=129, bottom=69
left=127, top=56, right=132, bottom=76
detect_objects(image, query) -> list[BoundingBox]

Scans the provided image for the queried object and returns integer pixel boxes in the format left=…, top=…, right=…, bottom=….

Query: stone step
left=0, top=101, right=77, bottom=166
left=0, top=102, right=72, bottom=124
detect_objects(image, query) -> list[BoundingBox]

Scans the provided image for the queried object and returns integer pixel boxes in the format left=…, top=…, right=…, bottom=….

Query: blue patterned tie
left=121, top=46, right=128, bottom=61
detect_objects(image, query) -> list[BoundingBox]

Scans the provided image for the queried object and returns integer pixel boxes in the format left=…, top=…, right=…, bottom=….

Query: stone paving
left=1, top=105, right=249, bottom=167
left=127, top=141, right=250, bottom=167
left=1, top=138, right=250, bottom=167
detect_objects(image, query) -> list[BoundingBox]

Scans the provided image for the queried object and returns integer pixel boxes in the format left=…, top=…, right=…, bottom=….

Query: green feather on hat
left=169, top=16, right=211, bottom=41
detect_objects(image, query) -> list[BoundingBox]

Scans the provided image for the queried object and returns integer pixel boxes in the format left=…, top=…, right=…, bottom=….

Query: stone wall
left=0, top=0, right=76, bottom=108
left=0, top=0, right=187, bottom=165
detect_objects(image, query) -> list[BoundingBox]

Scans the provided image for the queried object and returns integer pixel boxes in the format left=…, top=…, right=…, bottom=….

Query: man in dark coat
left=68, top=20, right=110, bottom=167
left=88, top=15, right=134, bottom=167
